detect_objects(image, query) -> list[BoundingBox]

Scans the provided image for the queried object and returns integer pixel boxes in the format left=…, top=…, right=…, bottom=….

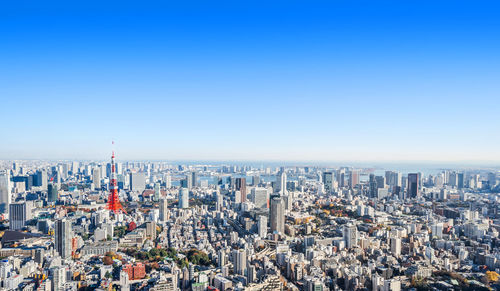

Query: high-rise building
left=218, top=249, right=227, bottom=267
left=270, top=197, right=285, bottom=234
left=52, top=266, right=66, bottom=291
left=375, top=176, right=386, bottom=189
left=457, top=172, right=464, bottom=189
left=257, top=215, right=267, bottom=238
left=191, top=172, right=197, bottom=188
left=488, top=172, right=497, bottom=189
left=322, top=172, right=333, bottom=193
left=251, top=187, right=269, bottom=209
left=252, top=175, right=260, bottom=186
left=448, top=172, right=458, bottom=187
left=232, top=249, right=247, bottom=276
left=153, top=182, right=161, bottom=202
left=35, top=169, right=48, bottom=190
left=390, top=237, right=401, bottom=257
left=159, top=198, right=169, bottom=222
left=349, top=170, right=360, bottom=187
left=369, top=174, right=377, bottom=198
left=247, top=265, right=256, bottom=284
left=0, top=172, right=11, bottom=215
left=93, top=168, right=101, bottom=189
left=408, top=173, right=419, bottom=198
left=215, top=191, right=223, bottom=211
left=277, top=170, right=287, bottom=195
left=337, top=169, right=346, bottom=188
left=178, top=188, right=189, bottom=209
left=146, top=221, right=156, bottom=240
left=106, top=163, right=112, bottom=178
left=165, top=174, right=172, bottom=188
left=55, top=218, right=72, bottom=259
left=48, top=183, right=58, bottom=202
left=130, top=172, right=146, bottom=192
left=235, top=178, right=246, bottom=202
left=343, top=224, right=358, bottom=249
left=9, top=202, right=32, bottom=230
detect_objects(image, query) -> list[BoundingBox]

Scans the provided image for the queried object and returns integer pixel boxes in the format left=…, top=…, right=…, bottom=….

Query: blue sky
left=1, top=1, right=499, bottom=162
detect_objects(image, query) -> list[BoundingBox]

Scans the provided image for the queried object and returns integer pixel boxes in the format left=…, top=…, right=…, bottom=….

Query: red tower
left=107, top=151, right=125, bottom=213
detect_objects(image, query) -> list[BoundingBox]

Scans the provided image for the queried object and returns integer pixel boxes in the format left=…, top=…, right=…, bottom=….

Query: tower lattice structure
left=107, top=151, right=125, bottom=213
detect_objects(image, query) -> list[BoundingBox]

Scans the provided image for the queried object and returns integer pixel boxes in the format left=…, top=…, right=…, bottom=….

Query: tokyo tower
left=107, top=150, right=125, bottom=213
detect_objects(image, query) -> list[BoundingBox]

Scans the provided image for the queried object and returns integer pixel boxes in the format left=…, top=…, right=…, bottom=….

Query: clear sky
left=1, top=1, right=499, bottom=162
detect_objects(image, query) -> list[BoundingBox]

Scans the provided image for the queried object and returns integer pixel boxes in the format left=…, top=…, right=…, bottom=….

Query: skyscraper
left=278, top=169, right=287, bottom=196
left=337, top=169, right=346, bottom=188
left=343, top=224, right=358, bottom=249
left=215, top=191, right=223, bottom=211
left=408, top=173, right=419, bottom=198
left=391, top=237, right=401, bottom=257
left=232, top=249, right=247, bottom=276
left=93, top=167, right=101, bottom=189
left=52, top=266, right=66, bottom=291
left=159, top=198, right=169, bottom=222
left=35, top=169, right=48, bottom=190
left=48, top=182, right=58, bottom=203
left=349, top=170, right=360, bottom=187
left=252, top=175, right=260, bottom=186
left=191, top=172, right=197, bottom=188
left=153, top=182, right=161, bottom=202
left=322, top=172, right=333, bottom=193
left=369, top=174, right=378, bottom=198
left=235, top=178, right=247, bottom=203
left=257, top=215, right=267, bottom=238
left=184, top=173, right=193, bottom=189
left=130, top=172, right=146, bottom=192
left=457, top=172, right=464, bottom=189
left=270, top=197, right=285, bottom=234
left=165, top=174, right=172, bottom=188
left=375, top=176, right=386, bottom=189
left=178, top=188, right=189, bottom=209
left=251, top=187, right=269, bottom=209
left=9, top=202, right=32, bottom=230
left=55, top=218, right=72, bottom=259
left=0, top=172, right=11, bottom=216
left=488, top=172, right=497, bottom=189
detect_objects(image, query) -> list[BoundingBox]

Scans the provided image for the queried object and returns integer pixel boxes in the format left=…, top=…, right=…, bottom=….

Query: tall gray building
left=130, top=172, right=146, bottom=192
left=9, top=202, right=32, bottom=230
left=322, top=172, right=333, bottom=193
left=48, top=182, right=58, bottom=202
left=159, top=198, right=169, bottom=222
left=277, top=169, right=287, bottom=195
left=408, top=173, right=419, bottom=198
left=250, top=187, right=268, bottom=209
left=35, top=169, right=48, bottom=190
left=178, top=188, right=189, bottom=209
left=55, top=218, right=72, bottom=259
left=257, top=215, right=267, bottom=238
left=0, top=172, right=11, bottom=215
left=93, top=167, right=101, bottom=189
left=233, top=249, right=247, bottom=276
left=270, top=197, right=285, bottom=234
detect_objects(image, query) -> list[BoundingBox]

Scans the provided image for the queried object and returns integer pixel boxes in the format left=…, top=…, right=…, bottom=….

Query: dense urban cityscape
left=2, top=1, right=500, bottom=291
left=0, top=152, right=499, bottom=290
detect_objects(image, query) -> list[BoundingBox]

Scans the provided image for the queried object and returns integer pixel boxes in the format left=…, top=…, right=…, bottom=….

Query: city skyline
left=1, top=2, right=500, bottom=290
left=1, top=1, right=499, bottom=162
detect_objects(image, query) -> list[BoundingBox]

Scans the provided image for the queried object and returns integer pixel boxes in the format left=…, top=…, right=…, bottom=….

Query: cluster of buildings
left=0, top=157, right=499, bottom=290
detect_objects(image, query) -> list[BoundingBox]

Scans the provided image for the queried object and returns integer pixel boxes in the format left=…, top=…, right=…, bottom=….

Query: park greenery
left=123, top=247, right=211, bottom=268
